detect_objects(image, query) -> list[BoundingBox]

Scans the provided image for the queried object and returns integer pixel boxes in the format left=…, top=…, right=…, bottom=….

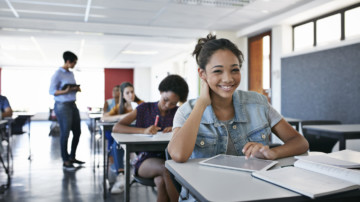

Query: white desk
left=12, top=112, right=34, bottom=160
left=112, top=132, right=172, bottom=202
left=98, top=121, right=116, bottom=199
left=165, top=156, right=360, bottom=201
left=88, top=113, right=103, bottom=171
left=302, top=124, right=360, bottom=150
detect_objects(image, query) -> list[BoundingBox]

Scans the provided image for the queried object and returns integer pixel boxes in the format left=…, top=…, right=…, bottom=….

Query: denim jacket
left=173, top=90, right=282, bottom=159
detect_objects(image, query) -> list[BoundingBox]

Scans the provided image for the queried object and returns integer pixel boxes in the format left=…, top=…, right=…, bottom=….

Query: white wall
left=134, top=68, right=151, bottom=102
left=1, top=67, right=104, bottom=114
left=271, top=25, right=293, bottom=113
left=150, top=49, right=198, bottom=102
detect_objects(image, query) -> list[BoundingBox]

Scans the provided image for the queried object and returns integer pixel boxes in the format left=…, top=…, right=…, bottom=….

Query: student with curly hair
left=113, top=74, right=189, bottom=201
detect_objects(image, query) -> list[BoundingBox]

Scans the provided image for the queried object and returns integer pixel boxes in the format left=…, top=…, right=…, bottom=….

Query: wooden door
left=248, top=31, right=271, bottom=102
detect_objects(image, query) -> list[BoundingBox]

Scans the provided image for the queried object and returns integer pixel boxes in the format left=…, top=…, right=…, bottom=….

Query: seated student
left=103, top=85, right=120, bottom=113
left=112, top=75, right=189, bottom=202
left=0, top=95, right=13, bottom=119
left=103, top=82, right=143, bottom=122
left=168, top=34, right=309, bottom=163
left=101, top=82, right=143, bottom=194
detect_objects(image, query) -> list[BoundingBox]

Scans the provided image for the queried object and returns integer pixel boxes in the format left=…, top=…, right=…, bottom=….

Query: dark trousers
left=54, top=101, right=81, bottom=162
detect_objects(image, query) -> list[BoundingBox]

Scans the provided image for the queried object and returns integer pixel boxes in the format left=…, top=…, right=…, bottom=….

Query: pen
left=154, top=115, right=159, bottom=126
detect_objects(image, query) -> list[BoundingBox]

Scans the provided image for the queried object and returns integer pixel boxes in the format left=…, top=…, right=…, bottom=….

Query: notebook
left=199, top=154, right=278, bottom=172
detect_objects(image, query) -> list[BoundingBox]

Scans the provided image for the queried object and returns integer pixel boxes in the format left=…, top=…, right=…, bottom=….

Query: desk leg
left=92, top=119, right=96, bottom=172
left=103, top=128, right=107, bottom=199
left=339, top=136, right=346, bottom=150
left=125, top=146, right=130, bottom=202
left=27, top=118, right=31, bottom=160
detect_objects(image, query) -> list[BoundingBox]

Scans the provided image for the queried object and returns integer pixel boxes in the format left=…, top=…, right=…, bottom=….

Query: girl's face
left=123, top=86, right=135, bottom=103
left=158, top=91, right=180, bottom=112
left=199, top=49, right=241, bottom=100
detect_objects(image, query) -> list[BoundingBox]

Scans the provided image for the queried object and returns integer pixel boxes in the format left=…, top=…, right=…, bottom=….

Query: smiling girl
left=168, top=34, right=309, bottom=163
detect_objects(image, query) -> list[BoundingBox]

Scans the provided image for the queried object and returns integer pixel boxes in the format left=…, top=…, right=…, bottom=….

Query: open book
left=252, top=159, right=360, bottom=199
left=295, top=149, right=360, bottom=168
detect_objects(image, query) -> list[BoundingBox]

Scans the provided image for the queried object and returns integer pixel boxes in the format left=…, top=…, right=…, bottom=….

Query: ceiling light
left=121, top=50, right=158, bottom=55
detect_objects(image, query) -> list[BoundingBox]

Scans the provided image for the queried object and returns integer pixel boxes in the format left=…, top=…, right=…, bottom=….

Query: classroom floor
left=0, top=120, right=157, bottom=202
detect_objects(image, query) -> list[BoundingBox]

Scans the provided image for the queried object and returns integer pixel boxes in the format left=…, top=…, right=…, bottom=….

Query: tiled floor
left=0, top=120, right=157, bottom=202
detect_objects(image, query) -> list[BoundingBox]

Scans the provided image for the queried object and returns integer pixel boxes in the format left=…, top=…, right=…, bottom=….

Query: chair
left=301, top=120, right=341, bottom=153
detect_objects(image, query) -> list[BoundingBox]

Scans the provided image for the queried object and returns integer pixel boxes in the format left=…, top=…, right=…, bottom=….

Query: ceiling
left=0, top=0, right=358, bottom=69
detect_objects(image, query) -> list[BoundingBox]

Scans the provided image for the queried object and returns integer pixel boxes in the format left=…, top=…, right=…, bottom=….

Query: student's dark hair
left=119, top=82, right=141, bottom=114
left=158, top=74, right=189, bottom=103
left=192, top=33, right=244, bottom=70
left=63, top=51, right=78, bottom=63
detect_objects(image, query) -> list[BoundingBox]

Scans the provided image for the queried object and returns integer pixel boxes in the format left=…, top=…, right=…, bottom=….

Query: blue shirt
left=173, top=90, right=282, bottom=159
left=0, top=95, right=11, bottom=112
left=49, top=67, right=77, bottom=103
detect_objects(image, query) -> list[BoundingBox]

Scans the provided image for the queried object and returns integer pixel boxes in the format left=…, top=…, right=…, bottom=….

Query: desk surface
left=166, top=157, right=301, bottom=202
left=112, top=132, right=172, bottom=144
left=303, top=124, right=360, bottom=133
left=284, top=117, right=302, bottom=122
left=88, top=113, right=103, bottom=119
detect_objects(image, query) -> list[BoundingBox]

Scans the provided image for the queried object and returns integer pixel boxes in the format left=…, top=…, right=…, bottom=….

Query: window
left=294, top=22, right=314, bottom=51
left=345, top=7, right=360, bottom=39
left=293, top=3, right=360, bottom=51
left=316, top=14, right=341, bottom=45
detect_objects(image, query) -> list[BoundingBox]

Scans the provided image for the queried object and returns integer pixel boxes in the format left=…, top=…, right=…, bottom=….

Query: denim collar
left=200, top=91, right=247, bottom=126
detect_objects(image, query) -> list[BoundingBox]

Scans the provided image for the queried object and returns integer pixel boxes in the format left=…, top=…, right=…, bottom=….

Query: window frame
left=292, top=3, right=360, bottom=51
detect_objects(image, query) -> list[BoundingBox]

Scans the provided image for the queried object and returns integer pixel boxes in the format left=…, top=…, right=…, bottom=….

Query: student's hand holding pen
left=242, top=142, right=277, bottom=160
left=144, top=125, right=161, bottom=134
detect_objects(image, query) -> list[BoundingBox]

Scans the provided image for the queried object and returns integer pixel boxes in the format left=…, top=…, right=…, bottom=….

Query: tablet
left=199, top=154, right=278, bottom=172
left=61, top=84, right=80, bottom=90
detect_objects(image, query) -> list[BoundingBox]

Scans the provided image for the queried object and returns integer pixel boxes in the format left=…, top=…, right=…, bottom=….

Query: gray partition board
left=281, top=43, right=360, bottom=124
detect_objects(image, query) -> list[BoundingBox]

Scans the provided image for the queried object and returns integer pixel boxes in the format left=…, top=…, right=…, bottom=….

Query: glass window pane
left=345, top=6, right=360, bottom=39
left=294, top=22, right=314, bottom=51
left=262, top=35, right=270, bottom=90
left=316, top=14, right=341, bottom=45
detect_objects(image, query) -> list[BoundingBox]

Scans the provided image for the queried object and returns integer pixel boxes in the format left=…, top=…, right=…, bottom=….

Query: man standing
left=49, top=51, right=84, bottom=171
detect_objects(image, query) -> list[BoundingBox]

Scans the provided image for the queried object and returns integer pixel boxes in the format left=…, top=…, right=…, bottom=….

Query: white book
left=295, top=150, right=360, bottom=168
left=252, top=159, right=360, bottom=199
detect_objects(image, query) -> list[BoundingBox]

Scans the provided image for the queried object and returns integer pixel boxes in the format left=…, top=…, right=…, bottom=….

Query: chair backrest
left=165, top=147, right=182, bottom=193
left=301, top=120, right=341, bottom=153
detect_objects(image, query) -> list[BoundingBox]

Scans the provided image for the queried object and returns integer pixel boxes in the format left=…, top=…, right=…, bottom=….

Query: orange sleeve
left=108, top=104, right=120, bottom=115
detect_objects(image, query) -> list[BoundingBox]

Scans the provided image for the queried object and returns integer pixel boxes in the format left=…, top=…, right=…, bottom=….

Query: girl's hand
left=144, top=125, right=161, bottom=134
left=242, top=142, right=277, bottom=160
left=198, top=79, right=211, bottom=106
left=162, top=127, right=172, bottom=133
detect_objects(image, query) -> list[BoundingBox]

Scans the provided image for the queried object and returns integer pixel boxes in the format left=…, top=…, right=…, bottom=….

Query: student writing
left=112, top=74, right=189, bottom=202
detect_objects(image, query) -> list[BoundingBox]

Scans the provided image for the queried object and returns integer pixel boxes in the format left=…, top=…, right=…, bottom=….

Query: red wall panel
left=104, top=68, right=133, bottom=100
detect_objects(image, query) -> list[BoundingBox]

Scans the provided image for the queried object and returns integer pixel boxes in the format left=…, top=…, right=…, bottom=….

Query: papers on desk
left=252, top=151, right=360, bottom=199
left=133, top=132, right=172, bottom=138
left=295, top=150, right=360, bottom=168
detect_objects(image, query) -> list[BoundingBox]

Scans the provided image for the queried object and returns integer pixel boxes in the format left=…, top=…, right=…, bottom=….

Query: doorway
left=248, top=31, right=272, bottom=103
